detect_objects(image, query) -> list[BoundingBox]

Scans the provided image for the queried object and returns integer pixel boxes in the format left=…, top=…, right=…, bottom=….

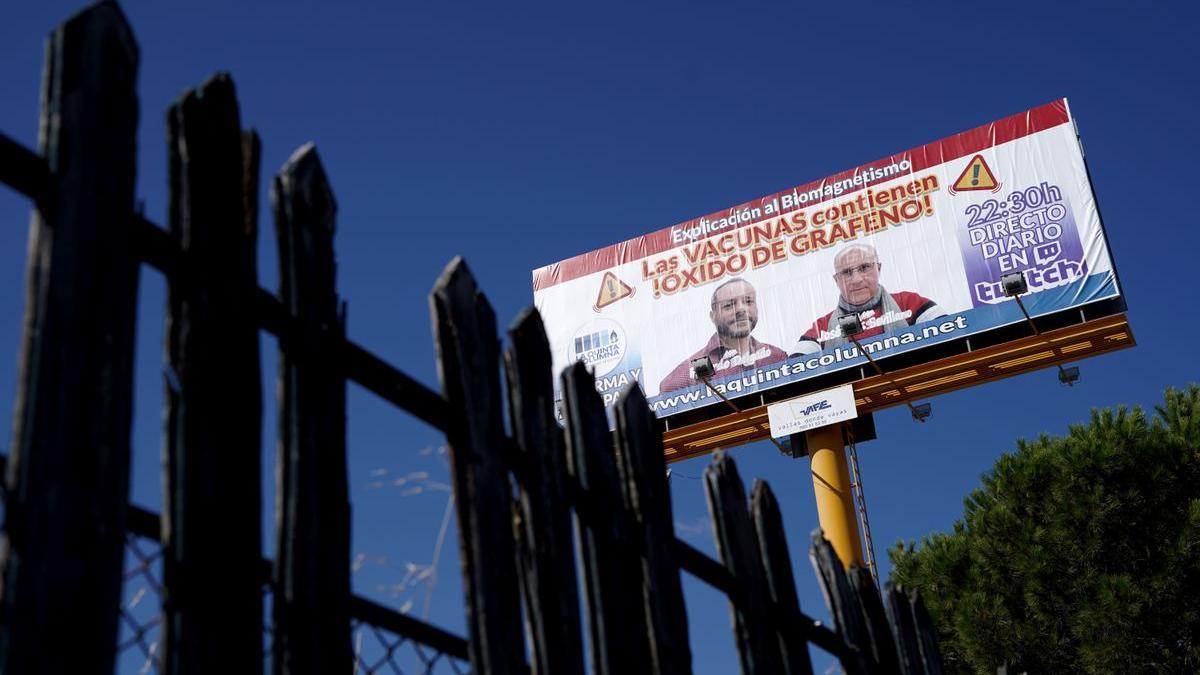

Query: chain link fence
left=116, top=531, right=165, bottom=674
left=352, top=620, right=470, bottom=675
left=111, top=513, right=469, bottom=675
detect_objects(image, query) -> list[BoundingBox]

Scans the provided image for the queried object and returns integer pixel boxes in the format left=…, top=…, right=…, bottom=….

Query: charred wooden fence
left=0, top=3, right=945, bottom=674
left=431, top=267, right=946, bottom=675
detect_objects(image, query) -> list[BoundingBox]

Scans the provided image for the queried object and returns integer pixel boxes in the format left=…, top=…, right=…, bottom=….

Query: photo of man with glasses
left=658, top=277, right=788, bottom=393
left=793, top=243, right=944, bottom=354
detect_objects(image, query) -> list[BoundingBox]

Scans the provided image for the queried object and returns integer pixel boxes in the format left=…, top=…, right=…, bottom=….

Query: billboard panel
left=533, top=100, right=1121, bottom=420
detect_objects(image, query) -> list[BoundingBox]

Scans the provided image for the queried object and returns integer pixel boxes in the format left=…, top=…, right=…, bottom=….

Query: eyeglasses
left=834, top=262, right=879, bottom=279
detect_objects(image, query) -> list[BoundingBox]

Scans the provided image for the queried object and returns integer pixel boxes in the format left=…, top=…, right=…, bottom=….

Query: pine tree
left=890, top=385, right=1200, bottom=673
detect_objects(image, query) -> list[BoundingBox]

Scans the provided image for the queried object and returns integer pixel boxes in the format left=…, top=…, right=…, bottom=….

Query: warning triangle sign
left=594, top=271, right=634, bottom=311
left=950, top=154, right=1001, bottom=193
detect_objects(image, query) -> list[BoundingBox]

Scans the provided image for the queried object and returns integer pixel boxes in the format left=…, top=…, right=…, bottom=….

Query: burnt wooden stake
left=750, top=480, right=815, bottom=675
left=162, top=73, right=263, bottom=673
left=0, top=3, right=140, bottom=673
left=562, top=363, right=651, bottom=675
left=910, top=589, right=945, bottom=675
left=704, top=452, right=783, bottom=675
left=848, top=566, right=900, bottom=673
left=809, top=533, right=872, bottom=675
left=430, top=258, right=525, bottom=675
left=504, top=308, right=584, bottom=675
left=883, top=584, right=923, bottom=675
left=271, top=144, right=351, bottom=675
left=614, top=385, right=691, bottom=675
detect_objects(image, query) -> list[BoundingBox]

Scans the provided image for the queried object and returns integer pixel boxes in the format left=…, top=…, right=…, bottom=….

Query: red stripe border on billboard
left=532, top=99, right=1070, bottom=292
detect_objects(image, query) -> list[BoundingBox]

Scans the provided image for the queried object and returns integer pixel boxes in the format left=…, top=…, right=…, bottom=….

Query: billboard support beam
left=839, top=313, right=931, bottom=423
left=1002, top=271, right=1082, bottom=387
left=663, top=313, right=1135, bottom=463
left=807, top=424, right=864, bottom=569
left=690, top=356, right=792, bottom=457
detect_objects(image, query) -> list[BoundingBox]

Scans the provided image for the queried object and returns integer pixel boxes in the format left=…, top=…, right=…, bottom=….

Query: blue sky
left=2, top=1, right=1198, bottom=672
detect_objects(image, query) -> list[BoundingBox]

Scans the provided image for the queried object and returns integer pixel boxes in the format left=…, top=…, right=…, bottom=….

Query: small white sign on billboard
left=767, top=384, right=858, bottom=439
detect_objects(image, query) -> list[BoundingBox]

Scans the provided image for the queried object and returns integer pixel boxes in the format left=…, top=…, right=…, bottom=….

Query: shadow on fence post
left=0, top=3, right=140, bottom=673
left=848, top=566, right=900, bottom=672
left=162, top=72, right=263, bottom=673
left=613, top=386, right=691, bottom=675
left=504, top=308, right=584, bottom=675
left=562, top=364, right=652, bottom=675
left=809, top=533, right=874, bottom=675
left=431, top=258, right=526, bottom=675
left=750, top=480, right=815, bottom=675
left=884, top=584, right=924, bottom=674
left=909, top=588, right=945, bottom=675
left=271, top=144, right=351, bottom=675
left=704, top=452, right=784, bottom=675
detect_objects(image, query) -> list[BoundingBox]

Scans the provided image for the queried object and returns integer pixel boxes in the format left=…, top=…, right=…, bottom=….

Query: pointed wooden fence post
left=848, top=566, right=901, bottom=672
left=504, top=308, right=584, bottom=675
left=809, top=533, right=873, bottom=675
left=162, top=73, right=263, bottom=673
left=613, top=386, right=691, bottom=675
left=750, top=480, right=815, bottom=675
left=909, top=590, right=944, bottom=675
left=0, top=3, right=140, bottom=673
left=561, top=363, right=651, bottom=675
left=431, top=258, right=525, bottom=675
left=704, top=452, right=783, bottom=674
left=883, top=584, right=923, bottom=674
left=271, top=144, right=351, bottom=675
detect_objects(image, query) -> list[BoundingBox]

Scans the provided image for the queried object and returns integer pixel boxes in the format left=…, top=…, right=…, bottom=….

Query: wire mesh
left=352, top=619, right=470, bottom=675
left=115, top=531, right=278, bottom=674
left=113, top=528, right=468, bottom=675
left=117, top=532, right=164, bottom=674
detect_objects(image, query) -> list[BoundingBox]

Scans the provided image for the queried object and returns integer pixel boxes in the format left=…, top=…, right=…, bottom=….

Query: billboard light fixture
left=845, top=332, right=931, bottom=426
left=1059, top=365, right=1081, bottom=386
left=1003, top=271, right=1083, bottom=388
left=910, top=402, right=932, bottom=423
left=1001, top=271, right=1029, bottom=297
left=838, top=313, right=864, bottom=338
left=690, top=354, right=790, bottom=455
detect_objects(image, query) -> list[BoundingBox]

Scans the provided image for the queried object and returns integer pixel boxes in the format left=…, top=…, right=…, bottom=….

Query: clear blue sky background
left=2, top=2, right=1198, bottom=673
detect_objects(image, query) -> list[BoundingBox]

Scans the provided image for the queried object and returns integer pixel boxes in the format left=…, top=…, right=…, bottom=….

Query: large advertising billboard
left=533, top=99, right=1121, bottom=420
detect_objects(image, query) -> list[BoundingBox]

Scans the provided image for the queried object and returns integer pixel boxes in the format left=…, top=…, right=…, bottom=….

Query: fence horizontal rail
left=348, top=596, right=470, bottom=661
left=0, top=130, right=448, bottom=433
left=675, top=539, right=734, bottom=592
left=675, top=538, right=848, bottom=659
left=126, top=503, right=162, bottom=542
left=0, top=132, right=52, bottom=204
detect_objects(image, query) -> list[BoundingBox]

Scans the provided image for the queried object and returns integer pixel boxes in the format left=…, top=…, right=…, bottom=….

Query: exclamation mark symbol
left=607, top=278, right=616, bottom=298
left=971, top=163, right=981, bottom=186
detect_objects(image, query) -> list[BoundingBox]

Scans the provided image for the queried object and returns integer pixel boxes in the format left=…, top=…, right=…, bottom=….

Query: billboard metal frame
left=662, top=309, right=1133, bottom=463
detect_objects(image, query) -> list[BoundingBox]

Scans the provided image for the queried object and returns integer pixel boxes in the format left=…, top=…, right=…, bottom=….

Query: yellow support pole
left=807, top=424, right=863, bottom=569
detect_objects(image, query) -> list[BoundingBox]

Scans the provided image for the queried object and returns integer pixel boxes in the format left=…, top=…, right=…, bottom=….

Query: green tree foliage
left=890, top=386, right=1200, bottom=673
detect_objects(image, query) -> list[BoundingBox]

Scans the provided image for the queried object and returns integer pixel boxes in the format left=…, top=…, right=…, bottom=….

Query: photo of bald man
left=658, top=278, right=788, bottom=393
left=794, top=243, right=945, bottom=354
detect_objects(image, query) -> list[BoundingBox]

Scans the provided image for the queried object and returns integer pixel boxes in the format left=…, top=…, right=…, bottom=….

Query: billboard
left=533, top=99, right=1121, bottom=420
